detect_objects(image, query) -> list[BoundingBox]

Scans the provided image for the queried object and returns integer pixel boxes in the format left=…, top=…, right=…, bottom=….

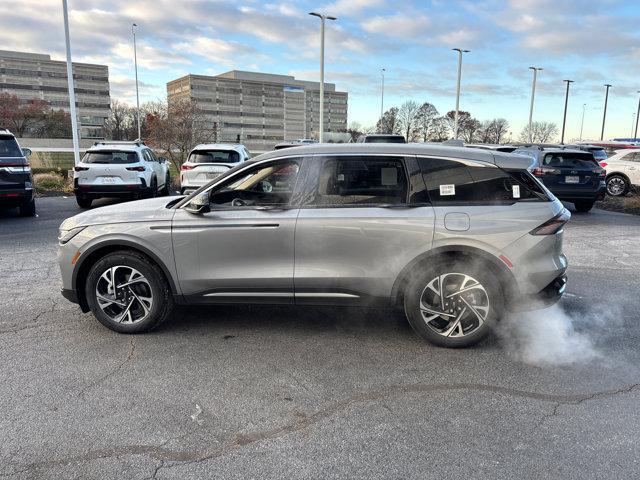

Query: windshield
left=543, top=152, right=597, bottom=168
left=0, top=136, right=23, bottom=158
left=82, top=151, right=139, bottom=164
left=189, top=150, right=240, bottom=163
left=365, top=136, right=405, bottom=144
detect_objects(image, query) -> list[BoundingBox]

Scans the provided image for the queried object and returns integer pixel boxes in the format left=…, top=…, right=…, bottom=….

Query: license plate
left=565, top=176, right=579, bottom=184
left=101, top=177, right=116, bottom=184
left=206, top=173, right=220, bottom=180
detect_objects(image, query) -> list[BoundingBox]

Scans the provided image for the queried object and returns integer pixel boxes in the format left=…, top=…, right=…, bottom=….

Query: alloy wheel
left=419, top=273, right=490, bottom=338
left=95, top=266, right=153, bottom=324
left=606, top=177, right=626, bottom=196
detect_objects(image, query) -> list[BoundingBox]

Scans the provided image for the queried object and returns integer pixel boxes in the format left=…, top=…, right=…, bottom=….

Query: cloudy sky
left=2, top=0, right=639, bottom=140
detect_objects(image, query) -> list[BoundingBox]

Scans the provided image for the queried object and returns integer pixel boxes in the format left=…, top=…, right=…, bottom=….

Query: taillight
left=181, top=164, right=195, bottom=170
left=530, top=209, right=571, bottom=235
left=74, top=166, right=89, bottom=171
left=126, top=166, right=146, bottom=172
left=532, top=167, right=560, bottom=176
left=599, top=161, right=608, bottom=168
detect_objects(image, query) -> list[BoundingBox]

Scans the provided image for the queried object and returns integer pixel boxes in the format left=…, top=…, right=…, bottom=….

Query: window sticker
left=512, top=184, right=520, bottom=199
left=439, top=184, right=455, bottom=196
left=381, top=167, right=397, bottom=186
left=337, top=173, right=345, bottom=181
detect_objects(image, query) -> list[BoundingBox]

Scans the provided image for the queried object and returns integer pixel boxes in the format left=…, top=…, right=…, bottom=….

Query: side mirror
left=22, top=148, right=32, bottom=157
left=158, top=156, right=167, bottom=163
left=184, top=192, right=210, bottom=214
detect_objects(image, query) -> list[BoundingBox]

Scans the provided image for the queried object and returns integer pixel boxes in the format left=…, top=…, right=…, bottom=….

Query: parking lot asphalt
left=1, top=196, right=639, bottom=479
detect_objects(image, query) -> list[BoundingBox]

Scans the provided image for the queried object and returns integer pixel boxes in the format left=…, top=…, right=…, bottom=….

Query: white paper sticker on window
left=439, top=184, right=456, bottom=196
left=512, top=184, right=520, bottom=199
left=381, top=167, right=397, bottom=186
left=337, top=173, right=345, bottom=181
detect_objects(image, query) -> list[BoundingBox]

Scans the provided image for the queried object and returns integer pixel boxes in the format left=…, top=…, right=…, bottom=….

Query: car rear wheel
left=403, top=261, right=501, bottom=348
left=606, top=175, right=629, bottom=197
left=19, top=198, right=36, bottom=217
left=85, top=250, right=173, bottom=333
left=159, top=173, right=170, bottom=196
left=146, top=178, right=158, bottom=198
left=76, top=196, right=92, bottom=209
left=574, top=201, right=594, bottom=213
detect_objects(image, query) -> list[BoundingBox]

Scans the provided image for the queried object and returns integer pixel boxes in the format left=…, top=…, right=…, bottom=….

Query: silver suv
left=58, top=143, right=568, bottom=347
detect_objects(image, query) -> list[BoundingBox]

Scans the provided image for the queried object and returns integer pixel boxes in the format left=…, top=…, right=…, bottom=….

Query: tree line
left=0, top=93, right=72, bottom=138
left=348, top=100, right=558, bottom=144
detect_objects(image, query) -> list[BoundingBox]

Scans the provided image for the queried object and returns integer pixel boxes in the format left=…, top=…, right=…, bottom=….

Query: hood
left=61, top=197, right=177, bottom=230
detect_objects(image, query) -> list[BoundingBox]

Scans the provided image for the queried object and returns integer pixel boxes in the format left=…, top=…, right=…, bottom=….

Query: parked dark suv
left=512, top=146, right=606, bottom=212
left=0, top=129, right=35, bottom=216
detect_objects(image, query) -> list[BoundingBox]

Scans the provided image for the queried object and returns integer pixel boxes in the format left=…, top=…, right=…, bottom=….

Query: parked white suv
left=180, top=144, right=250, bottom=194
left=73, top=141, right=170, bottom=208
left=601, top=149, right=640, bottom=196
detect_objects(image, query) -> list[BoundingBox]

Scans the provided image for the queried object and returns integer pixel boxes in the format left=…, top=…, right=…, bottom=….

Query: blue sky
left=2, top=0, right=640, bottom=140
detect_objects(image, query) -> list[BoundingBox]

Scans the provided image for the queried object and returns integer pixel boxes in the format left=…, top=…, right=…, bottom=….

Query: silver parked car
left=58, top=143, right=568, bottom=347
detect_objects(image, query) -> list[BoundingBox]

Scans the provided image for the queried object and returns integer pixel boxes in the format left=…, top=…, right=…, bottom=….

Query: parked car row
left=0, top=129, right=35, bottom=216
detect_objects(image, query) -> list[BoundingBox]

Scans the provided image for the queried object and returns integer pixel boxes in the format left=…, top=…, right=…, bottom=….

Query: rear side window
left=305, top=156, right=409, bottom=206
left=82, top=151, right=138, bottom=164
left=543, top=153, right=597, bottom=167
left=189, top=150, right=241, bottom=163
left=590, top=149, right=607, bottom=160
left=0, top=136, right=22, bottom=158
left=418, top=157, right=547, bottom=205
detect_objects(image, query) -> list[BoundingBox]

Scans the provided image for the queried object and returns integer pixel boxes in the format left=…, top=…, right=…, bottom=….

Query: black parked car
left=512, top=146, right=606, bottom=212
left=0, top=129, right=35, bottom=216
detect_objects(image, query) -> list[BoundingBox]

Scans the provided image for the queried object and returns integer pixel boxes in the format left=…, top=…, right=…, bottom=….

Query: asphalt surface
left=1, top=196, right=639, bottom=479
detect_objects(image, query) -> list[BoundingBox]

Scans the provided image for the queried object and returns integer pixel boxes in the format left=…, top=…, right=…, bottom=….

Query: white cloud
left=324, top=0, right=386, bottom=15
left=173, top=37, right=260, bottom=66
left=361, top=13, right=430, bottom=39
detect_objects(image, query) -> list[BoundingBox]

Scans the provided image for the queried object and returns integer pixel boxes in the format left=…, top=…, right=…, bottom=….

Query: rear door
left=79, top=150, right=140, bottom=186
left=294, top=154, right=434, bottom=305
left=624, top=151, right=640, bottom=184
left=0, top=135, right=28, bottom=191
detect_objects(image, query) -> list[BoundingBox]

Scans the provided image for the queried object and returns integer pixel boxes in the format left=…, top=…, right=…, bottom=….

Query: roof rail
left=93, top=139, right=146, bottom=147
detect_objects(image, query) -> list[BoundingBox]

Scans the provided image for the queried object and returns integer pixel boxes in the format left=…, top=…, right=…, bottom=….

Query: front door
left=172, top=158, right=305, bottom=303
left=294, top=154, right=435, bottom=305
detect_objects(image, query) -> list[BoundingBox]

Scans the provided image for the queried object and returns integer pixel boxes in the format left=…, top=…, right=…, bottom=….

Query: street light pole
left=601, top=84, right=612, bottom=141
left=528, top=67, right=543, bottom=143
left=309, top=12, right=337, bottom=143
left=132, top=23, right=141, bottom=141
left=452, top=48, right=469, bottom=140
left=579, top=104, right=586, bottom=141
left=634, top=90, right=640, bottom=141
left=61, top=0, right=80, bottom=165
left=560, top=79, right=573, bottom=144
left=632, top=113, right=636, bottom=139
left=380, top=68, right=385, bottom=121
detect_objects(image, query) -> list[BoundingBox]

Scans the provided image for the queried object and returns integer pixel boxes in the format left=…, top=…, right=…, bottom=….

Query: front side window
left=209, top=160, right=300, bottom=207
left=304, top=156, right=409, bottom=206
left=82, top=151, right=138, bottom=164
left=189, top=149, right=241, bottom=164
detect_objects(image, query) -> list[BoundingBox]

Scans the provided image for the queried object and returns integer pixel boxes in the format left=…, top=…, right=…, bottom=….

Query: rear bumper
left=0, top=189, right=33, bottom=205
left=549, top=182, right=606, bottom=202
left=512, top=273, right=567, bottom=311
left=74, top=178, right=148, bottom=196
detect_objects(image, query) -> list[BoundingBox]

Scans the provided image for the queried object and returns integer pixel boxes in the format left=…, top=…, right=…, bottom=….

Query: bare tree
left=347, top=121, right=363, bottom=142
left=103, top=100, right=136, bottom=140
left=376, top=107, right=399, bottom=135
left=478, top=118, right=510, bottom=144
left=445, top=110, right=480, bottom=142
left=415, top=102, right=439, bottom=142
left=397, top=100, right=420, bottom=141
left=519, top=121, right=559, bottom=143
left=428, top=117, right=450, bottom=141
left=35, top=109, right=72, bottom=138
left=145, top=99, right=217, bottom=172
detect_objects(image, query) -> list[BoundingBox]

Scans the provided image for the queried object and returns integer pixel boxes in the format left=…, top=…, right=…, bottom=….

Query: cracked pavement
left=1, top=196, right=639, bottom=479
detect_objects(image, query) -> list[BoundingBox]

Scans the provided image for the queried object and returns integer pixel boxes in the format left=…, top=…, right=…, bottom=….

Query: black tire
left=85, top=250, right=173, bottom=333
left=76, top=195, right=92, bottom=209
left=574, top=201, right=594, bottom=213
left=146, top=178, right=158, bottom=198
left=19, top=198, right=36, bottom=217
left=606, top=175, right=629, bottom=197
left=403, top=259, right=503, bottom=348
left=159, top=173, right=171, bottom=196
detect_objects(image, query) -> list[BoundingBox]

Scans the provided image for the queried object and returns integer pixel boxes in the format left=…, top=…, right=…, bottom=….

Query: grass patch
left=33, top=172, right=72, bottom=195
left=595, top=191, right=640, bottom=216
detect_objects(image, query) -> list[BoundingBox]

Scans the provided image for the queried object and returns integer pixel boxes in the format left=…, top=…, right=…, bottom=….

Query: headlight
left=58, top=226, right=86, bottom=244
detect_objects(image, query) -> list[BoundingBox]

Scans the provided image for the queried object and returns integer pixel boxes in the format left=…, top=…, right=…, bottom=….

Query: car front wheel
left=606, top=175, right=629, bottom=197
left=403, top=261, right=501, bottom=348
left=85, top=250, right=173, bottom=333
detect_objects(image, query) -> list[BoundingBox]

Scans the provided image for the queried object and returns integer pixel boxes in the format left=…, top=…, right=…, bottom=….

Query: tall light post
left=452, top=48, right=469, bottom=139
left=380, top=68, right=385, bottom=121
left=560, top=79, right=573, bottom=144
left=601, top=84, right=612, bottom=141
left=61, top=0, right=80, bottom=165
left=528, top=67, right=543, bottom=143
left=634, top=90, right=640, bottom=141
left=579, top=103, right=586, bottom=141
left=631, top=113, right=636, bottom=139
left=132, top=23, right=141, bottom=140
left=309, top=12, right=337, bottom=143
